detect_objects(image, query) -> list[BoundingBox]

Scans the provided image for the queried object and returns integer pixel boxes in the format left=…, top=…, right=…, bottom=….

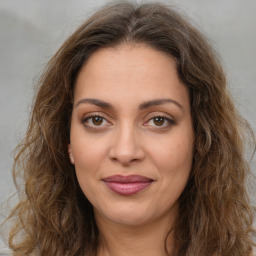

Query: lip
left=102, top=175, right=154, bottom=196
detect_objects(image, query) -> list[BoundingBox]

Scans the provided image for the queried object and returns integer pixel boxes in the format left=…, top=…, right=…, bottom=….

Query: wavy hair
left=4, top=2, right=255, bottom=255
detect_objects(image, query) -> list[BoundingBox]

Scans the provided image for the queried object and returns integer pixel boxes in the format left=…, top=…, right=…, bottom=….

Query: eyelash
left=144, top=115, right=176, bottom=128
left=81, top=114, right=175, bottom=130
left=81, top=114, right=110, bottom=129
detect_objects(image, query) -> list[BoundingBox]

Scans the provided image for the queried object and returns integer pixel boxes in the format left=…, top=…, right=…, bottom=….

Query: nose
left=108, top=124, right=145, bottom=166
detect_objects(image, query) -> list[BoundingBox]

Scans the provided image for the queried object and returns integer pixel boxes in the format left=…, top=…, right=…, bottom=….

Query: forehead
left=74, top=44, right=189, bottom=109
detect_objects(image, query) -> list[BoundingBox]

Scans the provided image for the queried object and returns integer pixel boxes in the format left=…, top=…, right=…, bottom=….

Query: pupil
left=92, top=116, right=103, bottom=125
left=154, top=117, right=164, bottom=126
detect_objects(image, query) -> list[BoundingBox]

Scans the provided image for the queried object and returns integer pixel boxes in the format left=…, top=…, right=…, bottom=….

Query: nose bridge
left=109, top=120, right=144, bottom=164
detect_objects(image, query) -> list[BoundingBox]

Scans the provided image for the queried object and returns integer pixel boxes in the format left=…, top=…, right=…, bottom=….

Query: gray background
left=0, top=0, right=256, bottom=253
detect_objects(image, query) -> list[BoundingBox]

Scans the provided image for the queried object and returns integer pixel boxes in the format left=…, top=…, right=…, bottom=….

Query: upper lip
left=102, top=175, right=153, bottom=183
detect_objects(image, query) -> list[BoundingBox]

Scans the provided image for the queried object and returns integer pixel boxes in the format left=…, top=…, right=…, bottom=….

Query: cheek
left=147, top=127, right=194, bottom=199
left=72, top=145, right=107, bottom=185
left=71, top=137, right=107, bottom=200
left=70, top=127, right=109, bottom=170
left=150, top=136, right=193, bottom=172
left=141, top=134, right=193, bottom=218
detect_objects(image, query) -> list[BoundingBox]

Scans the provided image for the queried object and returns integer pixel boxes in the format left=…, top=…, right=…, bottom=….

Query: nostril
left=111, top=154, right=138, bottom=166
left=109, top=147, right=145, bottom=166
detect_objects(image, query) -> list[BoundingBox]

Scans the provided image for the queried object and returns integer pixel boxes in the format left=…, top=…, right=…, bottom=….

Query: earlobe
left=68, top=144, right=75, bottom=164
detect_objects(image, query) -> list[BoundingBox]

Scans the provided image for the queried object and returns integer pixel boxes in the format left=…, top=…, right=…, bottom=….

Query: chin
left=108, top=212, right=154, bottom=227
left=95, top=200, right=171, bottom=228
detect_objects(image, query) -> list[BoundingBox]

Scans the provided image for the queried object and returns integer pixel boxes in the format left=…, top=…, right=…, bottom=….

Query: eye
left=145, top=115, right=175, bottom=128
left=81, top=115, right=110, bottom=128
left=152, top=116, right=165, bottom=126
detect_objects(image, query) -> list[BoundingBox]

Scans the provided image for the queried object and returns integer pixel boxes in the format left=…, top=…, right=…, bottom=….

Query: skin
left=69, top=43, right=194, bottom=256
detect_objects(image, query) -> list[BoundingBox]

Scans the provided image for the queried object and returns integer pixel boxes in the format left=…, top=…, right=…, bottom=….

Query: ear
left=68, top=144, right=75, bottom=164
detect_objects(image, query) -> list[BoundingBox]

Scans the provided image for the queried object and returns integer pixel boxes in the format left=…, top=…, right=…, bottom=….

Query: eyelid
left=81, top=113, right=112, bottom=129
left=143, top=113, right=176, bottom=128
left=145, top=111, right=175, bottom=121
left=80, top=111, right=176, bottom=130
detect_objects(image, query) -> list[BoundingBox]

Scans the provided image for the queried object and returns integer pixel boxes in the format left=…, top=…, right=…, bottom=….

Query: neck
left=95, top=212, right=174, bottom=256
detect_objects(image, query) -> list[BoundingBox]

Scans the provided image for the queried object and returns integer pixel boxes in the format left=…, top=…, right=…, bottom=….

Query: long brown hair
left=4, top=2, right=255, bottom=255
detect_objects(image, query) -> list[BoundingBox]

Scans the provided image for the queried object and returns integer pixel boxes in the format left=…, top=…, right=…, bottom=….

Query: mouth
left=102, top=175, right=154, bottom=196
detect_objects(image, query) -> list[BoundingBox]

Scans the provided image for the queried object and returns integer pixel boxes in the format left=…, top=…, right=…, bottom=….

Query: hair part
left=3, top=1, right=255, bottom=255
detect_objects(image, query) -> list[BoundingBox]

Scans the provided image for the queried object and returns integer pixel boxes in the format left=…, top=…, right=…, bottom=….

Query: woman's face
left=69, top=44, right=194, bottom=227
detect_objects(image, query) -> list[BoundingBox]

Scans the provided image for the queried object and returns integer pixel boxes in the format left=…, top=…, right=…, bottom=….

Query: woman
left=5, top=2, right=255, bottom=255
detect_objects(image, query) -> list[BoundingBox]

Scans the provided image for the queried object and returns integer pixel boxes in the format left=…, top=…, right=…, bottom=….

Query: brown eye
left=82, top=115, right=109, bottom=129
left=153, top=116, right=165, bottom=126
left=92, top=116, right=103, bottom=126
left=144, top=115, right=175, bottom=129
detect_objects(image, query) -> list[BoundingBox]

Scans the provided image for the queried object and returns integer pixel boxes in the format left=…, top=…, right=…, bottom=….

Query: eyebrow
left=75, top=98, right=183, bottom=110
left=139, top=98, right=183, bottom=110
left=75, top=98, right=113, bottom=109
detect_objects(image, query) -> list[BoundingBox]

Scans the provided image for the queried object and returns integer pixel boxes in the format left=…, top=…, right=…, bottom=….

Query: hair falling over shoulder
left=2, top=1, right=255, bottom=255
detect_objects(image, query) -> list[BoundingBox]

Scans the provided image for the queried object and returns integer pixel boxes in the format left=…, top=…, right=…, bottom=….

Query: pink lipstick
left=102, top=175, right=153, bottom=196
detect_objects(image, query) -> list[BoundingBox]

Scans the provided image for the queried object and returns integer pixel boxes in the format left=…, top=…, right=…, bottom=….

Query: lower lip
left=104, top=181, right=152, bottom=196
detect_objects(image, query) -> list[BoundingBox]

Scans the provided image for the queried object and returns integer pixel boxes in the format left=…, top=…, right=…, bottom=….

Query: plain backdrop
left=0, top=0, right=256, bottom=252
